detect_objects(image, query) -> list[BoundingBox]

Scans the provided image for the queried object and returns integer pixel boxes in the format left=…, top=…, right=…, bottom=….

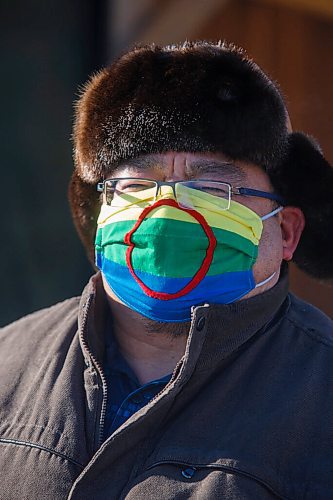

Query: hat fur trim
left=73, top=41, right=288, bottom=183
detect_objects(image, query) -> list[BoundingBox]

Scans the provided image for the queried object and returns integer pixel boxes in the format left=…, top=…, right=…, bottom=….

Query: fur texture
left=269, top=132, right=333, bottom=279
left=69, top=41, right=333, bottom=279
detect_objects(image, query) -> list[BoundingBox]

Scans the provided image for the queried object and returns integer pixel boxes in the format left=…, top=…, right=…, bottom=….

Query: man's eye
left=201, top=186, right=229, bottom=197
left=116, top=181, right=154, bottom=192
left=192, top=183, right=229, bottom=198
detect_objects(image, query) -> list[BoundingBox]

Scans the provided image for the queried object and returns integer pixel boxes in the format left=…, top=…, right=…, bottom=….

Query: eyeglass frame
left=96, top=177, right=285, bottom=207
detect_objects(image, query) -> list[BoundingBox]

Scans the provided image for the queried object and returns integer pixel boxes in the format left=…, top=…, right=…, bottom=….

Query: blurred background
left=1, top=0, right=333, bottom=327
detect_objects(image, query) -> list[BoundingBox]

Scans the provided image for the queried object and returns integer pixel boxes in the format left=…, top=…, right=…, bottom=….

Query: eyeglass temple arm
left=235, top=187, right=285, bottom=205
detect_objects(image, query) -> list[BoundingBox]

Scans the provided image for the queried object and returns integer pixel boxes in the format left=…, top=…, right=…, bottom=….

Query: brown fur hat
left=69, top=41, right=333, bottom=279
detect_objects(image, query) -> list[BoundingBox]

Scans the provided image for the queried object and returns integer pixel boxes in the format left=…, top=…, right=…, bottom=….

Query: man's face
left=101, top=151, right=294, bottom=313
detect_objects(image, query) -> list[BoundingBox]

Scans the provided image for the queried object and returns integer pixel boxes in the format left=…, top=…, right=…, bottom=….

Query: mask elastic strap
left=255, top=271, right=276, bottom=288
left=255, top=206, right=282, bottom=289
left=261, top=206, right=283, bottom=221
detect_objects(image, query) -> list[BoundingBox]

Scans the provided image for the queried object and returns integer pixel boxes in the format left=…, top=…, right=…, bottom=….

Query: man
left=1, top=41, right=333, bottom=499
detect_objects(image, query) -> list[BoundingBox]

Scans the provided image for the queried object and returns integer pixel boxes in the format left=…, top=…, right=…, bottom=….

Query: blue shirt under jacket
left=103, top=331, right=171, bottom=438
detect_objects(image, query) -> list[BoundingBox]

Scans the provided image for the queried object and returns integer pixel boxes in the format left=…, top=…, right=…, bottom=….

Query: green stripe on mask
left=95, top=218, right=258, bottom=278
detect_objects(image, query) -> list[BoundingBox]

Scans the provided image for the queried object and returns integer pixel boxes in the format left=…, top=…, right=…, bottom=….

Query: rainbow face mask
left=95, top=185, right=278, bottom=322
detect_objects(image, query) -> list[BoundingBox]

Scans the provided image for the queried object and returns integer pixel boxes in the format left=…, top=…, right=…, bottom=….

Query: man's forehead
left=112, top=153, right=248, bottom=182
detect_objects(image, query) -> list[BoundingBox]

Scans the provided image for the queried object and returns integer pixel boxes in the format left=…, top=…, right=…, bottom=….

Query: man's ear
left=280, top=206, right=305, bottom=261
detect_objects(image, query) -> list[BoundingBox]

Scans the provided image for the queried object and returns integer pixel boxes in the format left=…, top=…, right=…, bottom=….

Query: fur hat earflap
left=68, top=172, right=100, bottom=264
left=268, top=132, right=333, bottom=280
left=69, top=41, right=333, bottom=280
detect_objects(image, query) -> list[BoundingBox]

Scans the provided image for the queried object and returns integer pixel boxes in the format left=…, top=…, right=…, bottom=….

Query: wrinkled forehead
left=110, top=152, right=273, bottom=190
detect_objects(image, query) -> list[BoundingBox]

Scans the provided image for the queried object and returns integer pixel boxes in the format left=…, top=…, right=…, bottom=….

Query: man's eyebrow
left=112, top=156, right=162, bottom=176
left=188, top=159, right=246, bottom=182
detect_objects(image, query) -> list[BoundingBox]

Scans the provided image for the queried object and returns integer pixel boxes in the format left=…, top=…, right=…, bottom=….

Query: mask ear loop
left=261, top=206, right=283, bottom=221
left=256, top=206, right=283, bottom=288
left=255, top=272, right=276, bottom=288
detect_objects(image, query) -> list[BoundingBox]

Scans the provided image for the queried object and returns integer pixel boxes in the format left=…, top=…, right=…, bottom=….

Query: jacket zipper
left=144, top=306, right=197, bottom=408
left=79, top=295, right=195, bottom=446
left=145, top=460, right=287, bottom=499
left=145, top=356, right=184, bottom=409
left=79, top=294, right=108, bottom=448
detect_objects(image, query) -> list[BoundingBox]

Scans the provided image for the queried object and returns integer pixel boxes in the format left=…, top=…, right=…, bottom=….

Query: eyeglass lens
left=104, top=179, right=232, bottom=210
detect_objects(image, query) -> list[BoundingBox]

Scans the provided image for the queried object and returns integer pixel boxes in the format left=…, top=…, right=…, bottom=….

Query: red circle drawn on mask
left=124, top=199, right=217, bottom=300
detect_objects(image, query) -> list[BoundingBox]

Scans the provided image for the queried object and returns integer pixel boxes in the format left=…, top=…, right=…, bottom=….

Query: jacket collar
left=78, top=270, right=289, bottom=380
left=188, top=271, right=289, bottom=376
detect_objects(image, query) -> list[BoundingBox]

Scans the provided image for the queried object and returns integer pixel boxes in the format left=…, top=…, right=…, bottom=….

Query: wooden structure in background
left=258, top=0, right=333, bottom=19
left=109, top=0, right=333, bottom=317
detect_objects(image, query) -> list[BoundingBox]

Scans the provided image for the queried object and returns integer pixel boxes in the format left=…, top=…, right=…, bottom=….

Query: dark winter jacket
left=0, top=272, right=332, bottom=499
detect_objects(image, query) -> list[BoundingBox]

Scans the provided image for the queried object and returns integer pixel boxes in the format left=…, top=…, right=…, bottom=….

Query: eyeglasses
left=97, top=178, right=284, bottom=210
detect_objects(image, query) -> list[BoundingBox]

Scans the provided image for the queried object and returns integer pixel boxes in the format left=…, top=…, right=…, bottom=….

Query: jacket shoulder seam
left=286, top=316, right=333, bottom=348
